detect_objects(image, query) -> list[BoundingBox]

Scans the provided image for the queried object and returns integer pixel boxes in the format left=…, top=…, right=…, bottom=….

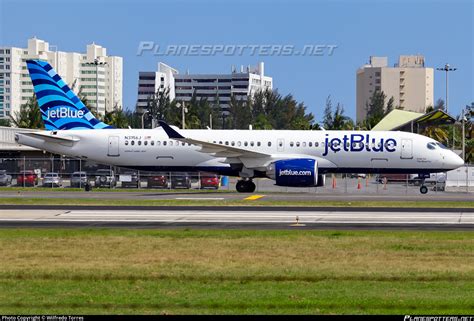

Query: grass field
left=0, top=229, right=473, bottom=314
left=0, top=197, right=473, bottom=208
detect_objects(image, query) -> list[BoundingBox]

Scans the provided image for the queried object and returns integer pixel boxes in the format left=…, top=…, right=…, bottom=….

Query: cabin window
left=225, top=141, right=229, bottom=146
left=231, top=141, right=235, bottom=146
left=125, top=141, right=129, bottom=146
left=257, top=142, right=261, bottom=147
left=144, top=141, right=148, bottom=146
left=138, top=141, right=142, bottom=146
left=151, top=141, right=155, bottom=146
left=131, top=141, right=135, bottom=145
left=296, top=142, right=300, bottom=147
left=279, top=141, right=283, bottom=147
left=169, top=141, right=173, bottom=146
left=237, top=141, right=242, bottom=147
left=315, top=142, right=319, bottom=147
left=290, top=142, right=294, bottom=147
left=309, top=142, right=312, bottom=147
left=244, top=142, right=248, bottom=147
left=163, top=141, right=167, bottom=146
left=302, top=142, right=306, bottom=147
left=268, top=142, right=272, bottom=147
left=213, top=141, right=216, bottom=144
left=157, top=141, right=161, bottom=146
left=219, top=141, right=223, bottom=144
left=182, top=142, right=185, bottom=146
left=250, top=141, right=254, bottom=147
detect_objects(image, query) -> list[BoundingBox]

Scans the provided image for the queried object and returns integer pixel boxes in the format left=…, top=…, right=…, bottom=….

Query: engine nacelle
left=316, top=174, right=325, bottom=187
left=266, top=158, right=318, bottom=187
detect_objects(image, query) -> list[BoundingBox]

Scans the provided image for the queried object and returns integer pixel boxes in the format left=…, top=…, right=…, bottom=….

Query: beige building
left=0, top=37, right=123, bottom=118
left=356, top=55, right=434, bottom=122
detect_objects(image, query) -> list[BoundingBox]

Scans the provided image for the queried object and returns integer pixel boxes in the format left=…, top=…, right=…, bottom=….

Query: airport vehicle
left=42, top=172, right=62, bottom=187
left=15, top=60, right=464, bottom=194
left=171, top=173, right=192, bottom=189
left=70, top=171, right=88, bottom=188
left=94, top=169, right=116, bottom=188
left=200, top=174, right=220, bottom=189
left=17, top=170, right=38, bottom=187
left=120, top=171, right=140, bottom=188
left=147, top=173, right=169, bottom=188
left=0, top=170, right=12, bottom=186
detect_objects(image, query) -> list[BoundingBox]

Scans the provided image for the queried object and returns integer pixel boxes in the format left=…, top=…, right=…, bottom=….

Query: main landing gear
left=236, top=179, right=256, bottom=193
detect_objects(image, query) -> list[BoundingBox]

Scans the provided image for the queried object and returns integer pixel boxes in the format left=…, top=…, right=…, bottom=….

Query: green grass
left=0, top=229, right=473, bottom=314
left=0, top=196, right=472, bottom=208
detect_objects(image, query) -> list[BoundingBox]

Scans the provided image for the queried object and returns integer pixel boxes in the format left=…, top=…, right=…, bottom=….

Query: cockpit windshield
left=436, top=142, right=449, bottom=149
left=427, top=142, right=449, bottom=150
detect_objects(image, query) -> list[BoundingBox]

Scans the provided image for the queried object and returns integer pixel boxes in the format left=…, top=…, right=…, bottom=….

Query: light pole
left=436, top=63, right=457, bottom=148
left=141, top=110, right=149, bottom=129
left=436, top=63, right=457, bottom=114
left=176, top=101, right=187, bottom=129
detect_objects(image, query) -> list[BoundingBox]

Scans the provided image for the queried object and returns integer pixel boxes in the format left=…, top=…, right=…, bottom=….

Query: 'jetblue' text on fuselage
left=322, top=134, right=397, bottom=156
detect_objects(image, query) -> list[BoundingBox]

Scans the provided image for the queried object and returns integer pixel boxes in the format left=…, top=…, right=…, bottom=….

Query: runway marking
left=174, top=197, right=225, bottom=200
left=244, top=195, right=265, bottom=200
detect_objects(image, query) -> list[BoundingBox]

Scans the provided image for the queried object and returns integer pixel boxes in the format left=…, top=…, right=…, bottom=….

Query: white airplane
left=15, top=59, right=464, bottom=194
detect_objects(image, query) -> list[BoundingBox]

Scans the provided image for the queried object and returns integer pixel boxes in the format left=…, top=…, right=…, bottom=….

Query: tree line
left=2, top=86, right=471, bottom=162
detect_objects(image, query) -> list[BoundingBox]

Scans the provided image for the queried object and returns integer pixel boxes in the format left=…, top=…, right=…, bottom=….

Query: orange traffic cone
left=357, top=177, right=362, bottom=190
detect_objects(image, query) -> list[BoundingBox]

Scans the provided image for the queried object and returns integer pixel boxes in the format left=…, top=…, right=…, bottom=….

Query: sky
left=0, top=0, right=472, bottom=121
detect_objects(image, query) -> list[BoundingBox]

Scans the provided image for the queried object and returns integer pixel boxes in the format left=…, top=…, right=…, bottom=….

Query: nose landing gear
left=420, top=185, right=428, bottom=194
left=419, top=178, right=428, bottom=194
left=236, top=179, right=256, bottom=193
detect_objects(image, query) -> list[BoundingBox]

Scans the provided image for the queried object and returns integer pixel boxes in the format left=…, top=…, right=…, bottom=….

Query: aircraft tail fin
left=26, top=59, right=113, bottom=130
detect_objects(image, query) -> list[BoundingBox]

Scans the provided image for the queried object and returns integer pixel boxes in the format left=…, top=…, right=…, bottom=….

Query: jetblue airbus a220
left=15, top=60, right=464, bottom=193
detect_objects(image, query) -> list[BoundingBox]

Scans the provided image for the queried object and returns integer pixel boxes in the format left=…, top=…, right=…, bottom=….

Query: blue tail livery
left=26, top=59, right=113, bottom=130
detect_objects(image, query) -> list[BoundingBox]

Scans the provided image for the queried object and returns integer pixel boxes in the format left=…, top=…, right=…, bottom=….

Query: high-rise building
left=136, top=62, right=272, bottom=113
left=0, top=37, right=123, bottom=118
left=356, top=55, right=434, bottom=122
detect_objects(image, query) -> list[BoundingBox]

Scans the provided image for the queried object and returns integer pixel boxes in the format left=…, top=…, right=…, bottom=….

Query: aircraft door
left=400, top=139, right=413, bottom=159
left=108, top=136, right=120, bottom=157
left=277, top=138, right=284, bottom=152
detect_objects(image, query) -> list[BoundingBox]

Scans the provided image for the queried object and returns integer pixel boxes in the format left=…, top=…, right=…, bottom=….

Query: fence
left=0, top=157, right=472, bottom=193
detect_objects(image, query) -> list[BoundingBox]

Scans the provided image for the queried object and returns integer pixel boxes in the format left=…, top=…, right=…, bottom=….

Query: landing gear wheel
left=420, top=185, right=428, bottom=194
left=247, top=180, right=256, bottom=193
left=236, top=180, right=256, bottom=193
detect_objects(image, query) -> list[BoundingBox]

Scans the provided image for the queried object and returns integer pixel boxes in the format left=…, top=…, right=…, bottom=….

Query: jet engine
left=266, top=158, right=322, bottom=187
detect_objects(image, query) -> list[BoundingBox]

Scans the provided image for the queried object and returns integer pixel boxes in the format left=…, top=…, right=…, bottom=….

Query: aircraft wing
left=158, top=121, right=269, bottom=159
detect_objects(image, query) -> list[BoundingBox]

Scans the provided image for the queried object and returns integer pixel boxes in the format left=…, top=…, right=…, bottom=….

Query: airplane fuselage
left=16, top=128, right=463, bottom=176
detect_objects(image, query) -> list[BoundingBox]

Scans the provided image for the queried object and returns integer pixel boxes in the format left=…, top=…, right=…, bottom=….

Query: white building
left=356, top=55, right=434, bottom=122
left=0, top=37, right=123, bottom=118
left=136, top=62, right=272, bottom=113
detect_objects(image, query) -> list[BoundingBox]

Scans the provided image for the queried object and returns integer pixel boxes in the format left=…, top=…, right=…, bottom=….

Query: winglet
left=158, top=120, right=185, bottom=139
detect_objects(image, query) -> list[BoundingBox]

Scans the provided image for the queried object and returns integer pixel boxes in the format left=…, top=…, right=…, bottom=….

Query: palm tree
left=10, top=95, right=44, bottom=129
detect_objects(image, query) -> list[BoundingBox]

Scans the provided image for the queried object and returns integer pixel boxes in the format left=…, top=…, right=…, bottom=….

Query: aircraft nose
left=446, top=152, right=464, bottom=169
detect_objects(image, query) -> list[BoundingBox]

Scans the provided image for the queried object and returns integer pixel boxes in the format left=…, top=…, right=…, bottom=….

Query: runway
left=0, top=206, right=473, bottom=230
